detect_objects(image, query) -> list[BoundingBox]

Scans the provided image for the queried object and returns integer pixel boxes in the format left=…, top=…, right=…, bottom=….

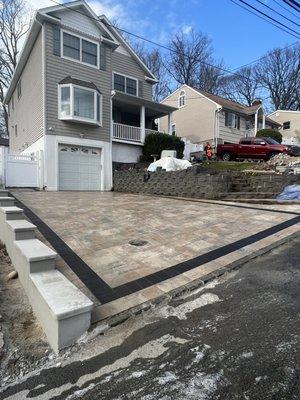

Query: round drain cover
left=129, top=239, right=148, bottom=247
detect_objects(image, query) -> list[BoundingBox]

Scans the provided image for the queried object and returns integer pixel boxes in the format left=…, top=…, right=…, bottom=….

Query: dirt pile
left=267, top=154, right=300, bottom=167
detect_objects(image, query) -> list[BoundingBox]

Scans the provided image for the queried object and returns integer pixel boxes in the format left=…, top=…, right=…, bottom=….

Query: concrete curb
left=92, top=230, right=299, bottom=328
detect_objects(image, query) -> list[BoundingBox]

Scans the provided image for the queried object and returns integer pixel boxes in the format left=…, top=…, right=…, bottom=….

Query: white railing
left=145, top=129, right=159, bottom=136
left=113, top=123, right=141, bottom=142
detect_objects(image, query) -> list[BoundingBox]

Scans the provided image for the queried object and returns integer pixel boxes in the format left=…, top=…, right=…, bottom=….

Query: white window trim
left=58, top=83, right=102, bottom=126
left=227, top=112, right=239, bottom=129
left=61, top=29, right=100, bottom=69
left=112, top=71, right=139, bottom=97
left=178, top=90, right=186, bottom=108
left=171, top=123, right=176, bottom=135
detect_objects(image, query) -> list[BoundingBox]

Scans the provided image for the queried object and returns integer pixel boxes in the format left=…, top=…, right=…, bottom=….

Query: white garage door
left=58, top=144, right=101, bottom=191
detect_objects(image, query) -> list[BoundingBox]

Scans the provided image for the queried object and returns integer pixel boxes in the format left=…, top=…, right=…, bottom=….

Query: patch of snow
left=240, top=351, right=253, bottom=359
left=157, top=371, right=177, bottom=385
left=130, top=370, right=147, bottom=379
left=160, top=293, right=221, bottom=320
left=66, top=383, right=96, bottom=399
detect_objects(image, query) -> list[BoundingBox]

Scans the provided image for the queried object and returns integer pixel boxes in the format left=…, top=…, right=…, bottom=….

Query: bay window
left=59, top=84, right=102, bottom=125
left=62, top=31, right=99, bottom=68
left=113, top=73, right=138, bottom=96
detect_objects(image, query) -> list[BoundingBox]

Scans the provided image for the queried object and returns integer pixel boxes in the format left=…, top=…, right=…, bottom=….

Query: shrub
left=143, top=132, right=185, bottom=161
left=256, top=129, right=282, bottom=143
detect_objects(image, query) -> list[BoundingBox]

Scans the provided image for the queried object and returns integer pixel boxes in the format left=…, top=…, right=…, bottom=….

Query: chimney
left=252, top=99, right=262, bottom=106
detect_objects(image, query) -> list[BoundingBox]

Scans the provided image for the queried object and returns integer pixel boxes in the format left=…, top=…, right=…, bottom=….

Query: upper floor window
left=58, top=84, right=102, bottom=125
left=62, top=31, right=99, bottom=68
left=178, top=90, right=186, bottom=108
left=283, top=121, right=290, bottom=130
left=17, top=80, right=22, bottom=99
left=225, top=112, right=240, bottom=129
left=113, top=73, right=138, bottom=96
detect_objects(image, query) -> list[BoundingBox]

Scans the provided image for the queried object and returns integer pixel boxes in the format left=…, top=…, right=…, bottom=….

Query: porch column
left=168, top=112, right=173, bottom=135
left=254, top=111, right=258, bottom=135
left=262, top=114, right=266, bottom=129
left=140, top=105, right=145, bottom=143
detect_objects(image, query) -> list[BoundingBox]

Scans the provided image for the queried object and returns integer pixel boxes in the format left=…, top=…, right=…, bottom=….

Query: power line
left=283, top=0, right=300, bottom=12
left=274, top=0, right=300, bottom=19
left=233, top=42, right=299, bottom=70
left=230, top=0, right=300, bottom=39
left=49, top=0, right=258, bottom=83
left=254, top=0, right=299, bottom=27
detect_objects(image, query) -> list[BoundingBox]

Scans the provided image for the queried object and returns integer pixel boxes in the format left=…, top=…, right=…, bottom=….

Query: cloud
left=182, top=24, right=193, bottom=35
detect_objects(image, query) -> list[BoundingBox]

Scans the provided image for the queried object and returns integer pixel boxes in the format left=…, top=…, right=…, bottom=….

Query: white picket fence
left=0, top=149, right=43, bottom=188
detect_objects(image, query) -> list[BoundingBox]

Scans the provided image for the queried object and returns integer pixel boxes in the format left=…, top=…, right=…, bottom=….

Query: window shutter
left=138, top=80, right=144, bottom=98
left=100, top=43, right=106, bottom=71
left=225, top=111, right=228, bottom=127
left=52, top=25, right=61, bottom=56
left=237, top=116, right=240, bottom=130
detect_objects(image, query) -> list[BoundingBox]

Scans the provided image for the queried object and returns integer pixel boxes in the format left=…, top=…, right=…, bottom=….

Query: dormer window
left=58, top=82, right=102, bottom=125
left=178, top=90, right=186, bottom=108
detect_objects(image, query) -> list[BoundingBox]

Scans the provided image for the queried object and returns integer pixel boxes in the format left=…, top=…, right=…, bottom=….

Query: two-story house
left=4, top=0, right=175, bottom=191
left=268, top=110, right=300, bottom=145
left=159, top=84, right=280, bottom=147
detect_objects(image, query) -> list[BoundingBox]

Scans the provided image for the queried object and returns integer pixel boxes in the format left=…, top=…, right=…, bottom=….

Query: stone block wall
left=246, top=174, right=300, bottom=194
left=113, top=166, right=232, bottom=199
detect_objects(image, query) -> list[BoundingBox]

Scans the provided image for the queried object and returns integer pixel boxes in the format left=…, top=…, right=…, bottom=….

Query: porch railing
left=145, top=128, right=159, bottom=136
left=113, top=123, right=141, bottom=142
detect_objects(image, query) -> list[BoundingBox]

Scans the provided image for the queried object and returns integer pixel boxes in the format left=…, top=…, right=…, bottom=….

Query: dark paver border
left=12, top=194, right=300, bottom=305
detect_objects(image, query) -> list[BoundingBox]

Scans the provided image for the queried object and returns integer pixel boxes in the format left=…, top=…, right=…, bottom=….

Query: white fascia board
left=268, top=110, right=300, bottom=117
left=161, top=84, right=222, bottom=110
left=99, top=15, right=157, bottom=82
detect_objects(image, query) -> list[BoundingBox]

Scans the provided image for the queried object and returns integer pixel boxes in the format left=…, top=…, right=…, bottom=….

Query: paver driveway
left=12, top=191, right=300, bottom=321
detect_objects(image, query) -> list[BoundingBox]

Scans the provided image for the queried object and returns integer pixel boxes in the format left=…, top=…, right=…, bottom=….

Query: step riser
left=0, top=199, right=15, bottom=207
left=0, top=191, right=9, bottom=197
left=6, top=212, right=24, bottom=220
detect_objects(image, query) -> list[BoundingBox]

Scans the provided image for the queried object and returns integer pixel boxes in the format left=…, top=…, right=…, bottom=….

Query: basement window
left=58, top=84, right=102, bottom=125
left=283, top=121, right=290, bottom=130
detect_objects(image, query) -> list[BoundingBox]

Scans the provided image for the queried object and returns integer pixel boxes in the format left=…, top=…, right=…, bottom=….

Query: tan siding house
left=268, top=110, right=300, bottom=145
left=159, top=84, right=280, bottom=147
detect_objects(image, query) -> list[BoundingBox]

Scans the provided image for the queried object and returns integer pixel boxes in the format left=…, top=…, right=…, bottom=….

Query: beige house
left=267, top=110, right=300, bottom=145
left=159, top=85, right=280, bottom=147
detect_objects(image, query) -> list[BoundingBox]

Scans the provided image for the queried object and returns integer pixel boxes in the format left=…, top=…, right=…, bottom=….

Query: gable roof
left=4, top=0, right=156, bottom=104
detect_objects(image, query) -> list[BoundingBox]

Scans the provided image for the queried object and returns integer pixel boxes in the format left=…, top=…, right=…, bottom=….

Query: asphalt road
left=1, top=237, right=299, bottom=400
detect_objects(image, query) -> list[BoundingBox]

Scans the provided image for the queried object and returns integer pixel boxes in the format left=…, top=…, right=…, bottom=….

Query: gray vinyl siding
left=9, top=30, right=43, bottom=152
left=44, top=22, right=111, bottom=142
left=218, top=110, right=247, bottom=144
left=112, top=52, right=152, bottom=101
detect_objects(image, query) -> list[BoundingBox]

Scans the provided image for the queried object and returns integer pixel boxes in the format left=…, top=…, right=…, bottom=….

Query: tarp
left=147, top=157, right=192, bottom=172
left=276, top=185, right=300, bottom=201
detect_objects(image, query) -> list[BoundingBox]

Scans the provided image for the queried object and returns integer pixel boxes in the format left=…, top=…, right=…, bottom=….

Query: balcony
left=113, top=123, right=159, bottom=143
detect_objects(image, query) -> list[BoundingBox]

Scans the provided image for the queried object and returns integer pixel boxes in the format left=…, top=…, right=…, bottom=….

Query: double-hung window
left=178, top=90, right=186, bottom=108
left=113, top=73, right=138, bottom=96
left=225, top=112, right=240, bottom=129
left=59, top=84, right=102, bottom=125
left=62, top=31, right=99, bottom=68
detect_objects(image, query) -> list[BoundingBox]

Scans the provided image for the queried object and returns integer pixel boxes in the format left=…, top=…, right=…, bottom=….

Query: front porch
left=112, top=91, right=177, bottom=144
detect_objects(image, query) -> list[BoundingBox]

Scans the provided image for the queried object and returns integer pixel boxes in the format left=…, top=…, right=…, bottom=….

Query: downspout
left=110, top=90, right=116, bottom=190
left=214, top=107, right=222, bottom=149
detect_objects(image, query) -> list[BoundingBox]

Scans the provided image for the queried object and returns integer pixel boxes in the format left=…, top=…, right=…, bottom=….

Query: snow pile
left=147, top=157, right=192, bottom=172
left=267, top=153, right=300, bottom=167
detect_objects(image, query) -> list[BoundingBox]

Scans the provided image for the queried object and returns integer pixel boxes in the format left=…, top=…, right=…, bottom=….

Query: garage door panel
left=58, top=144, right=101, bottom=191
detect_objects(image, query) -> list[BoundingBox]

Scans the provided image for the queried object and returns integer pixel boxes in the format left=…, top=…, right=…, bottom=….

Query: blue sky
left=30, top=0, right=298, bottom=69
left=83, top=0, right=298, bottom=70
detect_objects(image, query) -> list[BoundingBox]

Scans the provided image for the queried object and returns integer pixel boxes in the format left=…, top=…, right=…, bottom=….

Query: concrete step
left=14, top=238, right=57, bottom=274
left=0, top=190, right=10, bottom=197
left=6, top=220, right=36, bottom=241
left=0, top=197, right=15, bottom=207
left=0, top=206, right=24, bottom=221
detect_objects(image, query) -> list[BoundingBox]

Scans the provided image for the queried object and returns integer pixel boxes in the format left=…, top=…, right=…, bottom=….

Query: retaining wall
left=113, top=166, right=232, bottom=199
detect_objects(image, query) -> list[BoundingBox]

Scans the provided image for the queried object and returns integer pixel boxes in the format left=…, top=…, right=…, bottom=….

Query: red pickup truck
left=217, top=137, right=291, bottom=161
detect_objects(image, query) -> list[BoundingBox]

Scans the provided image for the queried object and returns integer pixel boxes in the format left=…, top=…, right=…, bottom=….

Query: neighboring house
left=159, top=85, right=280, bottom=147
left=4, top=0, right=175, bottom=191
left=268, top=110, right=300, bottom=145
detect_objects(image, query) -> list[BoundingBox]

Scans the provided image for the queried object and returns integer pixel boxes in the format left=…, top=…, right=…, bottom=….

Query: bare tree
left=196, top=62, right=226, bottom=94
left=219, top=67, right=260, bottom=106
left=0, top=0, right=29, bottom=135
left=166, top=29, right=213, bottom=87
left=254, top=45, right=300, bottom=111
